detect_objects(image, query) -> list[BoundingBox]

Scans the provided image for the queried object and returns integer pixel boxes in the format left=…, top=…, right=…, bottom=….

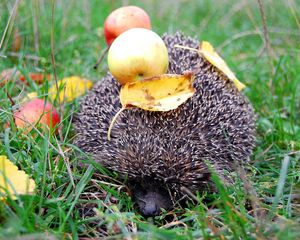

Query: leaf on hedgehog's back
left=199, top=41, right=246, bottom=91
left=0, top=155, right=36, bottom=200
left=120, top=73, right=195, bottom=111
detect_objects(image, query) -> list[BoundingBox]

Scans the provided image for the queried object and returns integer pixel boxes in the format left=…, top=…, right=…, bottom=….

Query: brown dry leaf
left=12, top=28, right=22, bottom=52
left=120, top=73, right=195, bottom=111
left=0, top=155, right=36, bottom=200
left=199, top=41, right=246, bottom=91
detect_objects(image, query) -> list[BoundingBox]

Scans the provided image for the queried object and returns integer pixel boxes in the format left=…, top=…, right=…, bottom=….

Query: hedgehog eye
left=196, top=173, right=210, bottom=180
left=130, top=182, right=147, bottom=196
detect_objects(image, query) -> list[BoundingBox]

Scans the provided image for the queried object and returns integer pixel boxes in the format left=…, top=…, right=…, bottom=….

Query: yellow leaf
left=120, top=73, right=195, bottom=111
left=0, top=155, right=36, bottom=200
left=49, top=76, right=93, bottom=102
left=21, top=91, right=38, bottom=103
left=199, top=41, right=246, bottom=91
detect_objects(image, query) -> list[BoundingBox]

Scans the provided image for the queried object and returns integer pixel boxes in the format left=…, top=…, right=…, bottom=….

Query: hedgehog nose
left=142, top=202, right=160, bottom=217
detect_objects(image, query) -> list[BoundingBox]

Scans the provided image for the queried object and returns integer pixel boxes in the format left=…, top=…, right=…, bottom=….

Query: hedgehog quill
left=73, top=32, right=256, bottom=217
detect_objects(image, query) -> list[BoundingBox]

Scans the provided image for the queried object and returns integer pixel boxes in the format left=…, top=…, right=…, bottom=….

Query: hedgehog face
left=129, top=181, right=173, bottom=216
left=74, top=32, right=256, bottom=216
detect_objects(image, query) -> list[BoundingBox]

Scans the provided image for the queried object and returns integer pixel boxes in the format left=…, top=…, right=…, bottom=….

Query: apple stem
left=93, top=46, right=109, bottom=70
left=107, top=106, right=126, bottom=141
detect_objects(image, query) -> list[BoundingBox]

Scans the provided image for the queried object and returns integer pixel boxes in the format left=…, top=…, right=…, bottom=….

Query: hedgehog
left=73, top=32, right=256, bottom=217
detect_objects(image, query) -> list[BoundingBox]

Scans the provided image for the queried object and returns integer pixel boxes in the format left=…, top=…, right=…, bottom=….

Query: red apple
left=104, top=5, right=151, bottom=46
left=0, top=68, right=20, bottom=86
left=13, top=99, right=60, bottom=133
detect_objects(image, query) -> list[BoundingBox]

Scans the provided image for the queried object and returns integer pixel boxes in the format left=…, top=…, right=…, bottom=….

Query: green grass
left=1, top=0, right=300, bottom=239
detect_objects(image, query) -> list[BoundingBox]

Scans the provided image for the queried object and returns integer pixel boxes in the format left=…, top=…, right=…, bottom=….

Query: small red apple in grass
left=0, top=68, right=20, bottom=86
left=104, top=5, right=151, bottom=46
left=13, top=99, right=60, bottom=134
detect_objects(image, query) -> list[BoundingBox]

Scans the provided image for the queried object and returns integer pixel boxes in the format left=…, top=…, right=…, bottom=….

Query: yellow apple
left=107, top=28, right=169, bottom=85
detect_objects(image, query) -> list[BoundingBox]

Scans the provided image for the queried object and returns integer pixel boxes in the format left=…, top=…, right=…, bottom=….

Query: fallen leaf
left=0, top=155, right=36, bottom=200
left=19, top=72, right=51, bottom=85
left=21, top=92, right=38, bottom=103
left=120, top=73, right=195, bottom=111
left=49, top=76, right=93, bottom=102
left=107, top=73, right=195, bottom=140
left=199, top=41, right=246, bottom=91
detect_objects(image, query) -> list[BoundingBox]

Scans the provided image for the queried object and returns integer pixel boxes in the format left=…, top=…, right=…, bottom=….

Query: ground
left=0, top=0, right=299, bottom=239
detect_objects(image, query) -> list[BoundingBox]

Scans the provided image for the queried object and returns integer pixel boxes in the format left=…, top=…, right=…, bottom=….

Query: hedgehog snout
left=131, top=182, right=173, bottom=217
left=139, top=197, right=160, bottom=217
